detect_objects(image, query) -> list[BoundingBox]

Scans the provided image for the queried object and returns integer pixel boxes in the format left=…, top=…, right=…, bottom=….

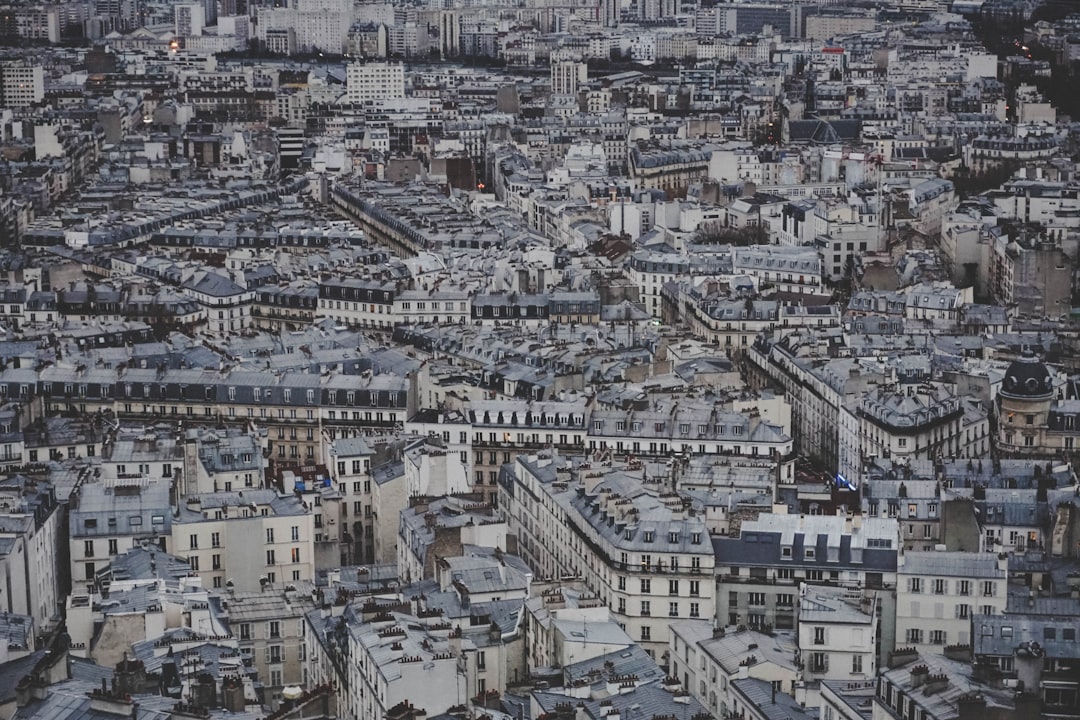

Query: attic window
left=782, top=547, right=792, bottom=558
left=643, top=531, right=655, bottom=543
left=805, top=548, right=816, bottom=559
left=84, top=519, right=97, bottom=529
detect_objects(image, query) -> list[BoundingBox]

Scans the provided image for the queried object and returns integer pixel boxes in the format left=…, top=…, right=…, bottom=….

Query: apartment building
left=839, top=385, right=989, bottom=487
left=797, top=584, right=878, bottom=683
left=713, top=512, right=898, bottom=665
left=227, top=589, right=313, bottom=707
left=896, top=551, right=1009, bottom=651
left=33, top=364, right=410, bottom=469
left=748, top=334, right=887, bottom=472
left=68, top=478, right=173, bottom=593
left=500, top=454, right=715, bottom=656
left=468, top=399, right=587, bottom=505
left=171, top=489, right=315, bottom=592
left=0, top=61, right=44, bottom=108
left=0, top=474, right=63, bottom=630
left=398, top=495, right=506, bottom=583
left=669, top=622, right=797, bottom=720
left=180, top=271, right=255, bottom=334
left=326, top=435, right=376, bottom=565
left=587, top=398, right=794, bottom=471
left=316, top=278, right=399, bottom=329
left=180, top=426, right=265, bottom=496
left=875, top=655, right=1022, bottom=720
left=973, top=612, right=1080, bottom=715
left=346, top=61, right=405, bottom=105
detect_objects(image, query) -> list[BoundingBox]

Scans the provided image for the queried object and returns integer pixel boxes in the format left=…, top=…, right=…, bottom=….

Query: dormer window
left=805, top=548, right=816, bottom=559
left=643, top=531, right=654, bottom=543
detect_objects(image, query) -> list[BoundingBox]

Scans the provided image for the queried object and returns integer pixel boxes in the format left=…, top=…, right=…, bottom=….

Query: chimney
left=909, top=664, right=929, bottom=688
left=222, top=678, right=245, bottom=712
left=923, top=672, right=949, bottom=696
left=997, top=552, right=1009, bottom=573
left=957, top=693, right=987, bottom=720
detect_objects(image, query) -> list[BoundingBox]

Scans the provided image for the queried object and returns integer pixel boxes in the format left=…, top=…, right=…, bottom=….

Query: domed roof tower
left=1000, top=351, right=1053, bottom=401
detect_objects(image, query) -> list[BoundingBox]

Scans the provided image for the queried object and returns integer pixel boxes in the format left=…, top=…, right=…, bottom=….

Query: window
left=268, top=621, right=281, bottom=639
left=908, top=578, right=922, bottom=593
left=239, top=624, right=251, bottom=640
left=814, top=627, right=826, bottom=645
left=640, top=601, right=651, bottom=616
left=618, top=576, right=626, bottom=591
left=84, top=562, right=95, bottom=580
left=668, top=602, right=679, bottom=617
left=777, top=593, right=794, bottom=608
left=933, top=579, right=946, bottom=595
left=640, top=579, right=651, bottom=594
left=669, top=580, right=679, bottom=595
left=982, top=581, right=995, bottom=597
left=291, top=548, right=300, bottom=563
left=108, top=539, right=117, bottom=555
left=1064, top=628, right=1076, bottom=641
left=189, top=534, right=198, bottom=550
left=689, top=580, right=700, bottom=596
left=958, top=580, right=970, bottom=596
left=852, top=655, right=863, bottom=674
left=211, top=532, right=221, bottom=548
left=477, top=651, right=486, bottom=669
left=212, top=554, right=221, bottom=570
left=810, top=652, right=828, bottom=673
left=617, top=598, right=626, bottom=613
left=640, top=626, right=651, bottom=641
left=930, top=630, right=946, bottom=645
left=907, top=629, right=924, bottom=644
left=956, top=604, right=970, bottom=619
left=689, top=602, right=700, bottom=618
left=748, top=592, right=765, bottom=606
left=291, top=526, right=299, bottom=541
left=267, top=550, right=276, bottom=565
left=84, top=540, right=94, bottom=557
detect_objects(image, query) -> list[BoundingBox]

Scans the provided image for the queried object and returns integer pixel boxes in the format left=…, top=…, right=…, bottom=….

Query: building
left=346, top=62, right=405, bottom=105
left=669, top=621, right=798, bottom=719
left=68, top=478, right=173, bottom=593
left=499, top=454, right=716, bottom=656
left=973, top=611, right=1080, bottom=716
left=996, top=352, right=1080, bottom=457
left=175, top=3, right=205, bottom=37
left=0, top=61, right=44, bottom=108
left=551, top=60, right=587, bottom=97
left=796, top=583, right=877, bottom=683
left=326, top=435, right=377, bottom=565
left=874, top=654, right=1024, bottom=720
left=712, top=512, right=898, bottom=664
left=0, top=473, right=63, bottom=630
left=171, top=489, right=316, bottom=591
left=895, top=551, right=1008, bottom=651
left=227, top=588, right=314, bottom=706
